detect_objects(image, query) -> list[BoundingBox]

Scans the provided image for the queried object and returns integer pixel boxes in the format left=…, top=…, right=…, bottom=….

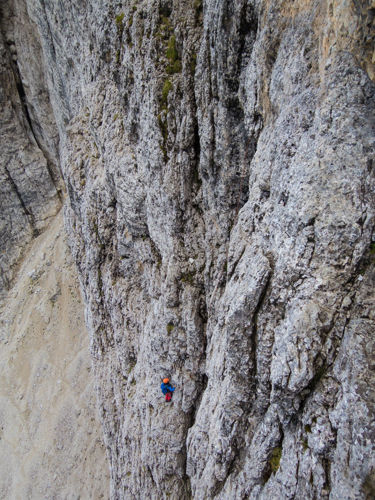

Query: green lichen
left=154, top=16, right=182, bottom=161
left=166, top=322, right=174, bottom=334
left=180, top=270, right=196, bottom=284
left=166, top=35, right=177, bottom=61
left=302, top=438, right=309, bottom=452
left=115, top=12, right=125, bottom=29
left=269, top=446, right=282, bottom=473
left=167, top=60, right=182, bottom=74
left=127, top=361, right=136, bottom=374
left=171, top=61, right=182, bottom=74
left=193, top=0, right=203, bottom=11
left=305, top=424, right=312, bottom=433
left=161, top=79, right=172, bottom=106
left=166, top=35, right=182, bottom=74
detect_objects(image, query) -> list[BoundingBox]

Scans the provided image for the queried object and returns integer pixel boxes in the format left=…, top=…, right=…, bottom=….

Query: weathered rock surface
left=0, top=0, right=62, bottom=296
left=2, top=0, right=375, bottom=499
left=0, top=212, right=109, bottom=499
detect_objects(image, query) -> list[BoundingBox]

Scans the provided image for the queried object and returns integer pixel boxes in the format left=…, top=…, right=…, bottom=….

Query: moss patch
left=115, top=12, right=125, bottom=45
left=161, top=79, right=172, bottom=106
left=115, top=12, right=125, bottom=29
left=180, top=270, right=196, bottom=285
left=193, top=0, right=202, bottom=11
left=190, top=53, right=197, bottom=75
left=166, top=322, right=174, bottom=334
left=154, top=12, right=183, bottom=161
left=269, top=446, right=282, bottom=473
left=166, top=35, right=182, bottom=74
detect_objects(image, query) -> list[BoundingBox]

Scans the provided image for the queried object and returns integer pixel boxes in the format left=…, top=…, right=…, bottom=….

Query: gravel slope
left=0, top=211, right=109, bottom=499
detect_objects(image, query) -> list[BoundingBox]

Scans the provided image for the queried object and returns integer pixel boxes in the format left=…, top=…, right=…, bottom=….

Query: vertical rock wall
left=0, top=0, right=62, bottom=295
left=3, top=0, right=375, bottom=498
left=0, top=1, right=110, bottom=496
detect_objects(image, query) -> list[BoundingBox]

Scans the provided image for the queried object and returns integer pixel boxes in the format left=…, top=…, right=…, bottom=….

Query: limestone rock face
left=0, top=0, right=62, bottom=296
left=3, top=0, right=375, bottom=499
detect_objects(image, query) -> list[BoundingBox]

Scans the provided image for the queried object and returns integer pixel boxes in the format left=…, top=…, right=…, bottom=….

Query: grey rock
left=0, top=0, right=61, bottom=295
left=2, top=0, right=375, bottom=498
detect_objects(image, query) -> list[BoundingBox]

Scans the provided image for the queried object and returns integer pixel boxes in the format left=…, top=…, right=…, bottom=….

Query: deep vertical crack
left=10, top=57, right=63, bottom=202
left=4, top=163, right=36, bottom=235
left=251, top=256, right=274, bottom=393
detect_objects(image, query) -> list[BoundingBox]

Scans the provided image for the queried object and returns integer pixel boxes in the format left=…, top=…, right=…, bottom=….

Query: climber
left=160, top=377, right=175, bottom=402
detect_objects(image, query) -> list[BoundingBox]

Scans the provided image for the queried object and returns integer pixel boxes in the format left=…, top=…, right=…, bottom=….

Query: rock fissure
left=4, top=162, right=36, bottom=230
left=251, top=257, right=274, bottom=380
left=11, top=54, right=63, bottom=200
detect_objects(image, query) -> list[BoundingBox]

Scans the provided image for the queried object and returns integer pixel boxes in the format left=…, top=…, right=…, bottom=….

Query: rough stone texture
left=0, top=212, right=109, bottom=499
left=3, top=0, right=375, bottom=499
left=0, top=0, right=62, bottom=296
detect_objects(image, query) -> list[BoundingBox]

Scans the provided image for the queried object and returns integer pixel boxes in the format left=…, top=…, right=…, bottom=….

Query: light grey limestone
left=3, top=0, right=375, bottom=498
left=0, top=0, right=61, bottom=295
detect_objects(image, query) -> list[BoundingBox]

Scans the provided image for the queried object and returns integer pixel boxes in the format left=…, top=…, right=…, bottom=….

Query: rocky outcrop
left=0, top=0, right=62, bottom=296
left=2, top=0, right=375, bottom=499
left=0, top=212, right=109, bottom=499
